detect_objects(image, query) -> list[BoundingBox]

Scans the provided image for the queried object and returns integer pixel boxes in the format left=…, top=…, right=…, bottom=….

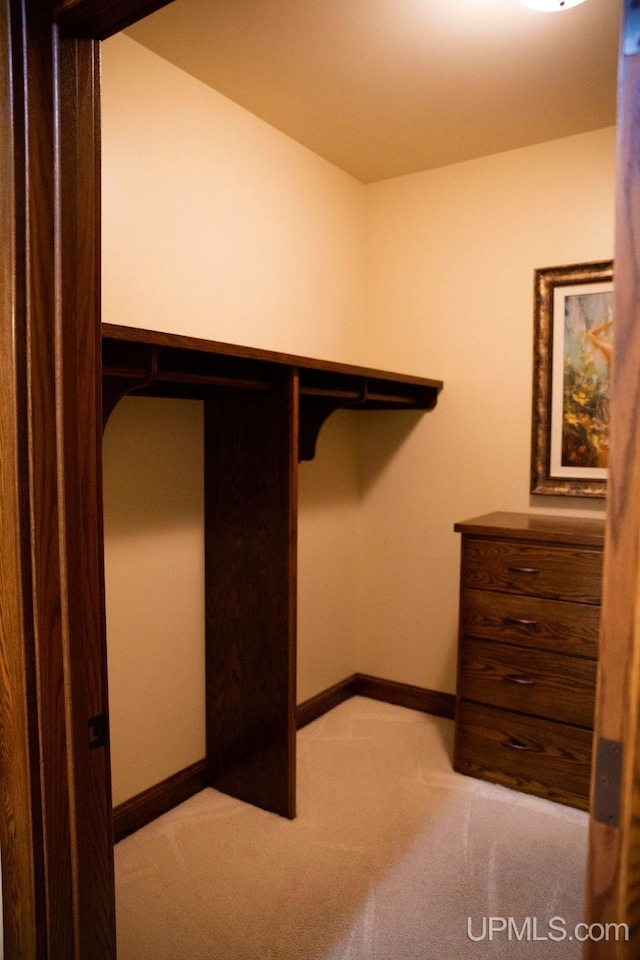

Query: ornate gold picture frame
left=531, top=260, right=613, bottom=498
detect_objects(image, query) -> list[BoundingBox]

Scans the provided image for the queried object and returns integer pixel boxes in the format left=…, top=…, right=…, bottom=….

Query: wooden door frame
left=0, top=2, right=175, bottom=957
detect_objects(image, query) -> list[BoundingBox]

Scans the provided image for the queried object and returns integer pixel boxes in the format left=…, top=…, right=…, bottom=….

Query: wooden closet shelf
left=103, top=323, right=441, bottom=385
left=102, top=324, right=443, bottom=456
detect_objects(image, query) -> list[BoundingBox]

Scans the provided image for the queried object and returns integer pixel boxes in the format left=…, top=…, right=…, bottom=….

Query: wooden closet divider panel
left=204, top=371, right=298, bottom=818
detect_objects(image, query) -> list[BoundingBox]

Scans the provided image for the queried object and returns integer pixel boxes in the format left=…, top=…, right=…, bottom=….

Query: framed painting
left=531, top=260, right=614, bottom=498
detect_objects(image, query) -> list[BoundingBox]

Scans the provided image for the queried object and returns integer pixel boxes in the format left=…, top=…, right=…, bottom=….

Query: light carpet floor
left=115, top=696, right=588, bottom=959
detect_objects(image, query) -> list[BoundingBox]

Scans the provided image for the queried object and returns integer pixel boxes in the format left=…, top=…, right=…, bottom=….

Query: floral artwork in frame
left=531, top=260, right=613, bottom=498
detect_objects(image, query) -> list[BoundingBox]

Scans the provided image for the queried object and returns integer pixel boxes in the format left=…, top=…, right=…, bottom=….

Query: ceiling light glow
left=520, top=0, right=588, bottom=10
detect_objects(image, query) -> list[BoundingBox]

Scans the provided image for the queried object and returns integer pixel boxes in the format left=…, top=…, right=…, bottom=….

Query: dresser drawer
left=461, top=588, right=600, bottom=658
left=455, top=701, right=593, bottom=810
left=458, top=637, right=597, bottom=728
left=461, top=538, right=602, bottom=604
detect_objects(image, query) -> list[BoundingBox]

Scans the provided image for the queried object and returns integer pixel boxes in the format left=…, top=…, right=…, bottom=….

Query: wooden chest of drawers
left=453, top=511, right=605, bottom=810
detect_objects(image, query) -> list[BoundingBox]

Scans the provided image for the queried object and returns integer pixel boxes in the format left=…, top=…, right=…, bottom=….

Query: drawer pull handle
left=503, top=617, right=538, bottom=628
left=504, top=674, right=535, bottom=686
left=507, top=566, right=540, bottom=575
left=505, top=737, right=531, bottom=752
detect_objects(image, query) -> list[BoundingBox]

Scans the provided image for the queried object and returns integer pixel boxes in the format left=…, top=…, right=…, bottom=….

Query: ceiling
left=125, top=0, right=619, bottom=184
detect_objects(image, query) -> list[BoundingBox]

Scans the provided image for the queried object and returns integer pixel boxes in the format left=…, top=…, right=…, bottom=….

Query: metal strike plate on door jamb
left=624, top=0, right=640, bottom=56
left=88, top=713, right=109, bottom=750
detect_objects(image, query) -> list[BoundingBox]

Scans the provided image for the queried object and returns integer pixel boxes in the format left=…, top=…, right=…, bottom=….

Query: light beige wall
left=101, top=26, right=616, bottom=801
left=103, top=398, right=206, bottom=807
left=297, top=412, right=362, bottom=703
left=101, top=36, right=363, bottom=803
left=102, top=34, right=366, bottom=364
left=357, top=127, right=615, bottom=692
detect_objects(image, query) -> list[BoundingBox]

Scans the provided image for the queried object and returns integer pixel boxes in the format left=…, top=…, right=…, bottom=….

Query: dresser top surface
left=454, top=511, right=605, bottom=547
